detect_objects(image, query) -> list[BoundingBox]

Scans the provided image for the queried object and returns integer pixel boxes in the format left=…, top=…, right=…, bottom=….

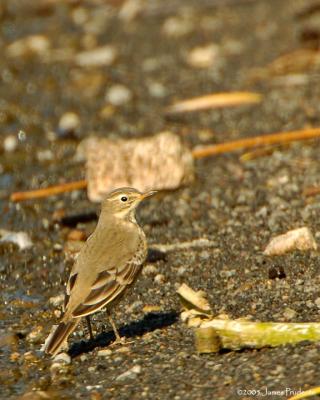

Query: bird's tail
left=43, top=319, right=80, bottom=356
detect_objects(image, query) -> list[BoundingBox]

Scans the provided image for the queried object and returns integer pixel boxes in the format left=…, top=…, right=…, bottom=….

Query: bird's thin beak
left=141, top=190, right=157, bottom=199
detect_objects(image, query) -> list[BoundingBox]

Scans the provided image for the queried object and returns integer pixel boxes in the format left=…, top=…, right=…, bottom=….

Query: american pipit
left=44, top=187, right=156, bottom=356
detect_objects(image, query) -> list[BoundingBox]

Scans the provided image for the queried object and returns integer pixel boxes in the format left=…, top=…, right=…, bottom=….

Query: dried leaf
left=166, top=92, right=261, bottom=114
left=177, top=283, right=212, bottom=314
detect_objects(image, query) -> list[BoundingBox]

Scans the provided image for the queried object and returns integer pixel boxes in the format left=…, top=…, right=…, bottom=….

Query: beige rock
left=78, top=131, right=194, bottom=202
left=264, top=227, right=317, bottom=256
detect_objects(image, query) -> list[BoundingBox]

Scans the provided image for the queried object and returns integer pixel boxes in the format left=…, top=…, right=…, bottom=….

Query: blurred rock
left=57, top=112, right=80, bottom=139
left=186, top=44, right=220, bottom=69
left=116, top=365, right=141, bottom=381
left=3, top=135, right=18, bottom=152
left=78, top=132, right=194, bottom=202
left=7, top=35, right=50, bottom=58
left=0, top=229, right=33, bottom=250
left=105, top=84, right=132, bottom=106
left=75, top=45, right=117, bottom=67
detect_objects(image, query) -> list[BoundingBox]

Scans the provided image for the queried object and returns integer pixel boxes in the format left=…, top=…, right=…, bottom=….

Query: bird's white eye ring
left=120, top=196, right=128, bottom=202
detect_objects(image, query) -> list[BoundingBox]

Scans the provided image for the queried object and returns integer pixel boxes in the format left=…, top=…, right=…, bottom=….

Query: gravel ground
left=1, top=0, right=320, bottom=399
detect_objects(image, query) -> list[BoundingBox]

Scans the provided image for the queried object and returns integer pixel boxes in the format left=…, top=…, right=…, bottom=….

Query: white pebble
left=116, top=365, right=141, bottom=381
left=97, top=349, right=112, bottom=357
left=186, top=44, right=220, bottom=68
left=264, top=227, right=317, bottom=256
left=58, top=112, right=80, bottom=133
left=105, top=84, right=132, bottom=106
left=0, top=229, right=33, bottom=250
left=3, top=135, right=18, bottom=152
left=53, top=352, right=71, bottom=364
left=75, top=45, right=116, bottom=67
left=154, top=274, right=166, bottom=284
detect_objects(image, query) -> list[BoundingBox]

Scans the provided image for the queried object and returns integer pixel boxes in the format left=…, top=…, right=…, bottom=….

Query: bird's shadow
left=68, top=310, right=178, bottom=357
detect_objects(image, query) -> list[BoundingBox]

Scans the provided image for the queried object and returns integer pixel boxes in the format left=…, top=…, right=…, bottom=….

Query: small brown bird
left=44, top=187, right=156, bottom=356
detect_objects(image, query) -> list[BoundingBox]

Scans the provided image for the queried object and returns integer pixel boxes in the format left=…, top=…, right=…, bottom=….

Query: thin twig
left=303, top=186, right=320, bottom=197
left=192, top=127, right=320, bottom=159
left=10, top=180, right=87, bottom=202
left=166, top=92, right=262, bottom=114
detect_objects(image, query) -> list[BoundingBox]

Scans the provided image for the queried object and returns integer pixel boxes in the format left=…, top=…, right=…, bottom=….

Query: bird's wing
left=63, top=224, right=146, bottom=319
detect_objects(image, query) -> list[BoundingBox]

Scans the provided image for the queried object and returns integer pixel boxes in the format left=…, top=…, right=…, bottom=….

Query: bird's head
left=101, top=187, right=157, bottom=220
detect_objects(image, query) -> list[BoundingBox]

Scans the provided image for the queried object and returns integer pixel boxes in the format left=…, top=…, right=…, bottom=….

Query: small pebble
left=26, top=326, right=44, bottom=344
left=283, top=308, right=296, bottom=320
left=264, top=227, right=317, bottom=256
left=75, top=45, right=116, bottom=67
left=105, top=84, right=132, bottom=106
left=3, top=135, right=18, bottom=152
left=57, top=112, right=80, bottom=138
left=53, top=352, right=71, bottom=364
left=116, top=365, right=141, bottom=381
left=186, top=44, right=220, bottom=68
left=0, top=229, right=33, bottom=250
left=154, top=274, right=166, bottom=284
left=143, top=264, right=158, bottom=276
left=49, top=294, right=65, bottom=307
left=315, top=298, right=320, bottom=308
left=97, top=349, right=112, bottom=357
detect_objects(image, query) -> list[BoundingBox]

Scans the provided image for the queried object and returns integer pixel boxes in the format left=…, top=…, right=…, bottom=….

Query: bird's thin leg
left=106, top=310, right=122, bottom=342
left=85, top=316, right=94, bottom=340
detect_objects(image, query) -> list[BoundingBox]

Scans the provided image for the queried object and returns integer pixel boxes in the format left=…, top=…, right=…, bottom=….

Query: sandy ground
left=1, top=0, right=320, bottom=398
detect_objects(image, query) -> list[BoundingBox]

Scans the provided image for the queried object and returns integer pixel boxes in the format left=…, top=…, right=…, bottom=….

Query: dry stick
left=191, top=127, right=320, bottom=159
left=303, top=186, right=320, bottom=197
left=10, top=179, right=87, bottom=202
left=10, top=127, right=320, bottom=201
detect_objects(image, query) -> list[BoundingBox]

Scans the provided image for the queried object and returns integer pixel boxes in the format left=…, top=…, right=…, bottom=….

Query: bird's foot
left=111, top=336, right=133, bottom=346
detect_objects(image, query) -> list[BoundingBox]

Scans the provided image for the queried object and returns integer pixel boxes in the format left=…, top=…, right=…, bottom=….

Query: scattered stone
left=105, top=84, right=132, bottom=106
left=143, top=305, right=161, bottom=313
left=186, top=44, right=220, bottom=68
left=115, top=365, right=141, bottom=381
left=19, top=391, right=58, bottom=400
left=27, top=326, right=44, bottom=344
left=7, top=35, right=50, bottom=58
left=0, top=229, right=33, bottom=250
left=126, top=300, right=143, bottom=312
left=3, top=135, right=18, bottom=152
left=142, top=264, right=158, bottom=276
left=162, top=15, right=194, bottom=37
left=264, top=227, right=317, bottom=256
left=78, top=132, right=194, bottom=202
left=154, top=274, right=166, bottom=284
left=75, top=45, right=116, bottom=67
left=115, top=346, right=130, bottom=354
left=147, top=81, right=167, bottom=98
left=177, top=266, right=187, bottom=276
left=53, top=352, right=71, bottom=364
left=97, top=349, right=112, bottom=357
left=283, top=308, right=296, bottom=320
left=67, top=229, right=86, bottom=241
left=57, top=112, right=80, bottom=139
left=0, top=333, right=18, bottom=348
left=37, top=149, right=54, bottom=162
left=118, top=0, right=144, bottom=21
left=315, top=298, right=320, bottom=308
left=49, top=294, right=65, bottom=307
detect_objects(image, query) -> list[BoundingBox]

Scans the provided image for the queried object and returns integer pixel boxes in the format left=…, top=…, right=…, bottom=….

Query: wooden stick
left=10, top=127, right=320, bottom=201
left=166, top=92, right=262, bottom=114
left=10, top=179, right=87, bottom=202
left=192, top=127, right=320, bottom=159
left=303, top=186, right=320, bottom=197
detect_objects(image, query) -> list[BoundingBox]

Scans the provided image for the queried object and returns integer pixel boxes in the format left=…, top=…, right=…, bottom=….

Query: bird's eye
left=120, top=196, right=128, bottom=202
